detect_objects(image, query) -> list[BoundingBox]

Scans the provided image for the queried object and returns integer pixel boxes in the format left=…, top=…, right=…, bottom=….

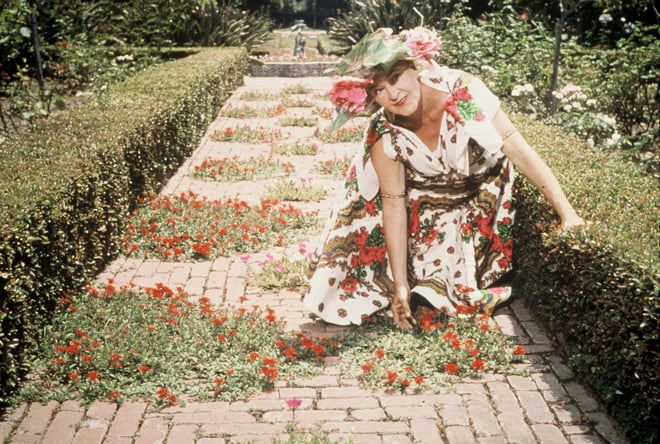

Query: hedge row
left=511, top=114, right=659, bottom=443
left=0, top=47, right=247, bottom=405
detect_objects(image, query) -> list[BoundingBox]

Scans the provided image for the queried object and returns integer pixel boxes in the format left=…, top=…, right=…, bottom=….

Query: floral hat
left=328, top=26, right=442, bottom=132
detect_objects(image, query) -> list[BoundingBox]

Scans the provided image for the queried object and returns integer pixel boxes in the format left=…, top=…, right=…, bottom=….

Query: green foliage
left=328, top=0, right=470, bottom=52
left=13, top=284, right=332, bottom=405
left=340, top=310, right=526, bottom=392
left=0, top=48, right=247, bottom=406
left=122, top=192, right=318, bottom=261
left=513, top=114, right=659, bottom=444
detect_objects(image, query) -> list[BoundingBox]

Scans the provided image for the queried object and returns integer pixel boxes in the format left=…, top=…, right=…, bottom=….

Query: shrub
left=0, top=47, right=247, bottom=406
left=512, top=113, right=659, bottom=443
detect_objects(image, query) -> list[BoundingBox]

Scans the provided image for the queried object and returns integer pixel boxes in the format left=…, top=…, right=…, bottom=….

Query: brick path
left=0, top=76, right=628, bottom=444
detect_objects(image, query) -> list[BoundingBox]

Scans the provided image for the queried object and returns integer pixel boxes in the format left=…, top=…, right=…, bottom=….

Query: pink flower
left=286, top=398, right=302, bottom=409
left=328, top=76, right=372, bottom=114
left=402, top=27, right=441, bottom=69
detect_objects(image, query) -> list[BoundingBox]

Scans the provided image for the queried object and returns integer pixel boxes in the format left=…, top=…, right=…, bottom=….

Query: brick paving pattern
left=0, top=76, right=628, bottom=443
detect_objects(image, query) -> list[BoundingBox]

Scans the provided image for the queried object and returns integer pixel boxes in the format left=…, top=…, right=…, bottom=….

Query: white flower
left=599, top=13, right=613, bottom=25
left=571, top=101, right=582, bottom=111
left=587, top=138, right=595, bottom=147
left=552, top=91, right=564, bottom=100
left=563, top=104, right=572, bottom=112
left=602, top=115, right=616, bottom=126
left=611, top=132, right=621, bottom=142
left=586, top=99, right=597, bottom=107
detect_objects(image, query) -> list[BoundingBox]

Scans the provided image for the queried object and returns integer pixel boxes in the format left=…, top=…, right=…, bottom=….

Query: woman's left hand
left=560, top=214, right=587, bottom=231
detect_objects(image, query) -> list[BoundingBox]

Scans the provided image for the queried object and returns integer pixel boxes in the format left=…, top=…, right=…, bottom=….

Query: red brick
left=327, top=432, right=383, bottom=444
left=378, top=393, right=461, bottom=408
left=134, top=417, right=169, bottom=444
left=166, top=424, right=197, bottom=443
left=13, top=400, right=59, bottom=439
left=466, top=398, right=501, bottom=436
left=317, top=397, right=379, bottom=410
left=291, top=409, right=347, bottom=428
left=42, top=409, right=84, bottom=444
left=498, top=411, right=536, bottom=444
left=296, top=375, right=339, bottom=387
left=516, top=391, right=555, bottom=423
left=278, top=387, right=317, bottom=399
left=172, top=411, right=256, bottom=424
left=439, top=404, right=469, bottom=426
left=385, top=405, right=437, bottom=419
left=410, top=418, right=443, bottom=444
left=71, top=426, right=106, bottom=444
left=201, top=422, right=286, bottom=436
left=444, top=425, right=476, bottom=444
left=161, top=401, right=230, bottom=414
left=207, top=271, right=227, bottom=289
left=487, top=382, right=522, bottom=414
left=350, top=408, right=387, bottom=421
left=322, top=420, right=408, bottom=434
left=0, top=404, right=26, bottom=442
left=321, top=387, right=375, bottom=399
left=531, top=424, right=569, bottom=443
left=106, top=401, right=147, bottom=438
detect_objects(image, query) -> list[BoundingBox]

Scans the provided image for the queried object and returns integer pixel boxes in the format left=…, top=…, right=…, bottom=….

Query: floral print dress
left=304, top=65, right=516, bottom=326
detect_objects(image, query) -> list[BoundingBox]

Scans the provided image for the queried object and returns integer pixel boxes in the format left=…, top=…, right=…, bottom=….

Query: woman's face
left=368, top=61, right=420, bottom=117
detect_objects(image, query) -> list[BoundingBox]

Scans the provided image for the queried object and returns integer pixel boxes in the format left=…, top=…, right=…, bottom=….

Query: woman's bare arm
left=493, top=109, right=585, bottom=229
left=370, top=138, right=416, bottom=329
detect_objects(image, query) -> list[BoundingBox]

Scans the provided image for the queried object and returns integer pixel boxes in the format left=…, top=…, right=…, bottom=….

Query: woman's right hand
left=392, top=286, right=416, bottom=330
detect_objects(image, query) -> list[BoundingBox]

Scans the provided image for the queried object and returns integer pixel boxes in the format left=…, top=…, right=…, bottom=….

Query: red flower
left=248, top=351, right=260, bottom=361
left=386, top=370, right=398, bottom=385
left=471, top=358, right=486, bottom=371
left=374, top=349, right=385, bottom=359
left=444, top=362, right=459, bottom=375
left=68, top=372, right=79, bottom=381
left=513, top=345, right=526, bottom=356
left=361, top=363, right=375, bottom=373
left=414, top=375, right=425, bottom=385
left=86, top=371, right=100, bottom=381
left=108, top=391, right=121, bottom=401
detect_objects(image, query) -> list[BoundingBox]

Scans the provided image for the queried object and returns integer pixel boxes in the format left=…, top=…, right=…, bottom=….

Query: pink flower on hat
left=328, top=76, right=372, bottom=114
left=402, top=27, right=441, bottom=69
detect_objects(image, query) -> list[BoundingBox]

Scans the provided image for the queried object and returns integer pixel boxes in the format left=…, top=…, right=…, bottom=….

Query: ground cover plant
left=281, top=95, right=316, bottom=108
left=265, top=177, right=327, bottom=202
left=313, top=125, right=364, bottom=143
left=121, top=191, right=318, bottom=261
left=13, top=283, right=336, bottom=406
left=219, top=103, right=287, bottom=118
left=272, top=139, right=319, bottom=156
left=191, top=156, right=295, bottom=181
left=278, top=115, right=319, bottom=127
left=312, top=157, right=352, bottom=178
left=246, top=248, right=311, bottom=290
left=210, top=125, right=286, bottom=143
left=13, top=271, right=527, bottom=410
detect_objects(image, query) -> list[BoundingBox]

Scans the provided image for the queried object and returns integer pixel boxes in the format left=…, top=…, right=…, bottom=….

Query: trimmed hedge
left=511, top=113, right=659, bottom=443
left=0, top=47, right=247, bottom=405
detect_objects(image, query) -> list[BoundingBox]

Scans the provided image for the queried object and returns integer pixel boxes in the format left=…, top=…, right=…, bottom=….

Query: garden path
left=0, top=76, right=627, bottom=444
